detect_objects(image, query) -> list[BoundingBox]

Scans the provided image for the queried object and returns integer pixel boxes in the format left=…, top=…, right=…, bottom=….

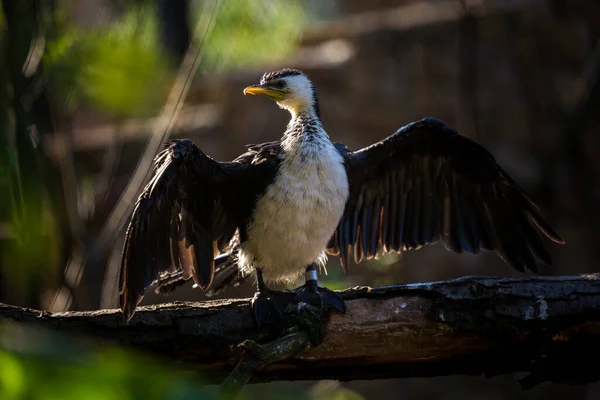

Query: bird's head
left=243, top=68, right=320, bottom=118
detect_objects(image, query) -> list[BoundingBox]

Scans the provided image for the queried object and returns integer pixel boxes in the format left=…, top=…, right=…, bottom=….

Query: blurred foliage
left=0, top=0, right=64, bottom=303
left=1, top=194, right=61, bottom=293
left=307, top=381, right=366, bottom=400
left=44, top=0, right=307, bottom=118
left=0, top=321, right=217, bottom=400
left=45, top=4, right=169, bottom=118
left=195, top=0, right=306, bottom=73
left=0, top=321, right=365, bottom=400
left=315, top=255, right=400, bottom=291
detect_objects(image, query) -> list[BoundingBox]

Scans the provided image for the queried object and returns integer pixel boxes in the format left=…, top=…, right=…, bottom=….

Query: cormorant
left=119, top=68, right=564, bottom=324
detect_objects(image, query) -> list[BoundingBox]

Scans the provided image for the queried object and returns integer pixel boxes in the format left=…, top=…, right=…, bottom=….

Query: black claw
left=292, top=282, right=346, bottom=314
left=251, top=289, right=296, bottom=328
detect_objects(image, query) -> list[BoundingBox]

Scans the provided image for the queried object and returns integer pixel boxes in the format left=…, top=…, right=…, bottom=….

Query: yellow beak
left=243, top=85, right=269, bottom=96
left=243, top=84, right=287, bottom=100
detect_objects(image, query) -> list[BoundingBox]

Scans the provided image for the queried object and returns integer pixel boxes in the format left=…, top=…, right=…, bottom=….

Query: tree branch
left=2, top=275, right=600, bottom=388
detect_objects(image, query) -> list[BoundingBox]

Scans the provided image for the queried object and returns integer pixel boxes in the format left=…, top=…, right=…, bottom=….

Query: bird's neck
left=283, top=108, right=327, bottom=143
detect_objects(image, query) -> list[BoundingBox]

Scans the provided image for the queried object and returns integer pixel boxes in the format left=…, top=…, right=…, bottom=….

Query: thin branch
left=1, top=275, right=600, bottom=388
left=220, top=330, right=310, bottom=398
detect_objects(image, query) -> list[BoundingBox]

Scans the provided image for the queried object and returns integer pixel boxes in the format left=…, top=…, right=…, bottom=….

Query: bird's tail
left=205, top=253, right=249, bottom=297
left=153, top=252, right=248, bottom=296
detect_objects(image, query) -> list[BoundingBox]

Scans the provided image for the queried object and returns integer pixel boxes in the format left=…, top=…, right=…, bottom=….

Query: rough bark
left=1, top=275, right=600, bottom=388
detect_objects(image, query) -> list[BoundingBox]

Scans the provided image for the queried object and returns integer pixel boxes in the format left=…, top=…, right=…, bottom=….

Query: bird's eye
left=272, top=80, right=286, bottom=89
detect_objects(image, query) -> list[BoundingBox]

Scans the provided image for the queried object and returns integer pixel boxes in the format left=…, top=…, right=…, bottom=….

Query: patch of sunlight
left=0, top=352, right=25, bottom=400
left=308, top=381, right=366, bottom=400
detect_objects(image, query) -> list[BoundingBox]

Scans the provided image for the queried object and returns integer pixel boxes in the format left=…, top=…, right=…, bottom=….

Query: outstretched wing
left=119, top=139, right=278, bottom=321
left=327, top=118, right=564, bottom=273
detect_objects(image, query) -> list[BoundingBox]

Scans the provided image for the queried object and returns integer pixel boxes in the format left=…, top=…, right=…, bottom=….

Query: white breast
left=238, top=136, right=349, bottom=285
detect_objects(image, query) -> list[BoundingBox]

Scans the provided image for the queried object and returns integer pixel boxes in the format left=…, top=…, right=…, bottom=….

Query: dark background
left=1, top=0, right=599, bottom=399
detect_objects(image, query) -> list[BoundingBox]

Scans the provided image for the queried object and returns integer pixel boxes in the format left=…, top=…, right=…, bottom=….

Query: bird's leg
left=251, top=268, right=296, bottom=327
left=291, top=264, right=346, bottom=313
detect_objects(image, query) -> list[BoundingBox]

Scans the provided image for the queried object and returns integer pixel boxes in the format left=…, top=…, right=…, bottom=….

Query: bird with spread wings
left=119, top=68, right=564, bottom=325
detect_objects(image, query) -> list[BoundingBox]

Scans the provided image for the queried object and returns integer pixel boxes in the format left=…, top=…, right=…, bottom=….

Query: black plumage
left=119, top=140, right=281, bottom=320
left=327, top=117, right=563, bottom=272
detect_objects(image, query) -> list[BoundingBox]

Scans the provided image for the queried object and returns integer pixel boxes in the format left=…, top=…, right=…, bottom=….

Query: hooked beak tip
left=243, top=84, right=286, bottom=100
left=243, top=85, right=266, bottom=96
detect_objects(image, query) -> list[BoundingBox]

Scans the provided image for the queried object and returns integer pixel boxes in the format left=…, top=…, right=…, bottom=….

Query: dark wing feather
left=119, top=139, right=279, bottom=321
left=119, top=140, right=229, bottom=321
left=327, top=117, right=564, bottom=273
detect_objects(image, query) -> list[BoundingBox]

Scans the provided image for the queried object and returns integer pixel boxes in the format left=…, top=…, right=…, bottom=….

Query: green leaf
left=45, top=7, right=169, bottom=118
left=196, top=0, right=307, bottom=72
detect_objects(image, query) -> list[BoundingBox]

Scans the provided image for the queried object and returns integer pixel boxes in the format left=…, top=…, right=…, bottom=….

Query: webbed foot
left=292, top=280, right=346, bottom=313
left=251, top=289, right=297, bottom=328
